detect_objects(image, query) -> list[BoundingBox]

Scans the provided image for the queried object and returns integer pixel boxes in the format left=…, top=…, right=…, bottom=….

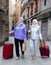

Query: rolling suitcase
left=39, top=45, right=50, bottom=57
left=3, top=43, right=13, bottom=59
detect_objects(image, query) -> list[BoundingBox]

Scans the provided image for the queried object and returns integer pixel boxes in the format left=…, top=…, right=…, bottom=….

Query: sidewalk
left=0, top=36, right=51, bottom=65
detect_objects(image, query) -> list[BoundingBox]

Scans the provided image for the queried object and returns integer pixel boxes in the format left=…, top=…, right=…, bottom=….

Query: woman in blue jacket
left=14, top=17, right=26, bottom=60
left=28, top=19, right=42, bottom=60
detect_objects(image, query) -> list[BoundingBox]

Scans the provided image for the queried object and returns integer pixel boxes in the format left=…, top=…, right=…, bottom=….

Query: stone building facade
left=21, top=0, right=51, bottom=40
left=11, top=0, right=22, bottom=30
left=9, top=0, right=16, bottom=31
left=0, top=0, right=9, bottom=45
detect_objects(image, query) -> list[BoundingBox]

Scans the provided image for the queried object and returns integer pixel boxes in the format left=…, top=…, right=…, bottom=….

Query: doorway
left=41, top=19, right=48, bottom=40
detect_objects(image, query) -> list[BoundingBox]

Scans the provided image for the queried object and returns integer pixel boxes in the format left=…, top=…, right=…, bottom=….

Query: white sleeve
left=28, top=25, right=31, bottom=32
left=39, top=26, right=43, bottom=40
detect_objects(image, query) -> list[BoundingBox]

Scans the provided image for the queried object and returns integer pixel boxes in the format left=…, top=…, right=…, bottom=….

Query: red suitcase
left=39, top=45, right=50, bottom=57
left=3, top=43, right=13, bottom=59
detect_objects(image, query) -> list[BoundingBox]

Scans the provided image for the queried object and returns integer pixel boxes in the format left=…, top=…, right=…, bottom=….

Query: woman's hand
left=9, top=31, right=14, bottom=36
left=28, top=30, right=31, bottom=33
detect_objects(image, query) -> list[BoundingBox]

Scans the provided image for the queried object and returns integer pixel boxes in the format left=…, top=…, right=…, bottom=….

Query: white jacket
left=30, top=24, right=42, bottom=40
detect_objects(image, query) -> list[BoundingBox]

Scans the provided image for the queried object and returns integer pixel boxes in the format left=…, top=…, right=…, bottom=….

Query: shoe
left=34, top=55, right=37, bottom=59
left=30, top=56, right=34, bottom=60
left=21, top=55, right=25, bottom=59
left=30, top=55, right=36, bottom=60
left=15, top=56, right=19, bottom=60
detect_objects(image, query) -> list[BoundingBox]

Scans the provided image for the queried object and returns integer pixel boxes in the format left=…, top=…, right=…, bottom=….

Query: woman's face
left=18, top=17, right=23, bottom=23
left=32, top=21, right=37, bottom=25
left=18, top=17, right=22, bottom=23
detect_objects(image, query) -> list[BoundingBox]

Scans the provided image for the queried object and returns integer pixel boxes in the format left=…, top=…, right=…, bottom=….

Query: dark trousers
left=14, top=38, right=24, bottom=57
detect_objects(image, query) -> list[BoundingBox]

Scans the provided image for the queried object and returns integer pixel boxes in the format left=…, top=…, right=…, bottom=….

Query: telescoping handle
left=9, top=36, right=14, bottom=44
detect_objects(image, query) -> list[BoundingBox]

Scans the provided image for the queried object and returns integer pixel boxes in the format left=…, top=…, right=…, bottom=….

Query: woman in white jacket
left=29, top=19, right=42, bottom=60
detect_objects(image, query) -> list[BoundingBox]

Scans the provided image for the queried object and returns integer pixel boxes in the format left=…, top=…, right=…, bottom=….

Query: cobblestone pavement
left=0, top=37, right=51, bottom=65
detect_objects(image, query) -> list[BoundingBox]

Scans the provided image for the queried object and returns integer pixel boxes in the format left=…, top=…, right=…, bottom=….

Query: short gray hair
left=19, top=17, right=24, bottom=21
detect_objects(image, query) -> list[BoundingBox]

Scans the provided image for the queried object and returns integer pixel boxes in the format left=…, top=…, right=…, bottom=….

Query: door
left=41, top=19, right=48, bottom=40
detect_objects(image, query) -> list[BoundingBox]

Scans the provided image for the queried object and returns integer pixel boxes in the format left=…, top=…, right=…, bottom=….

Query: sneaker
left=21, top=55, right=25, bottom=59
left=15, top=56, right=19, bottom=60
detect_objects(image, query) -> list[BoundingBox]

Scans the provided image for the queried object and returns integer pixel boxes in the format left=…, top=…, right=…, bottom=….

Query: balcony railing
left=21, top=0, right=34, bottom=14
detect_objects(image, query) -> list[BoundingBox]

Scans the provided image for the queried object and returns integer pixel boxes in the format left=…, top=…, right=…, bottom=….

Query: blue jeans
left=30, top=39, right=39, bottom=56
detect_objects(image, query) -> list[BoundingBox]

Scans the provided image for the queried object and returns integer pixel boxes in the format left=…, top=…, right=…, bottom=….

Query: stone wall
left=48, top=18, right=51, bottom=40
left=0, top=0, right=9, bottom=46
left=40, top=0, right=51, bottom=11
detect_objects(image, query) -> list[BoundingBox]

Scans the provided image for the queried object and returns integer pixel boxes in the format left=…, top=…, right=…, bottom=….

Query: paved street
left=0, top=37, right=51, bottom=65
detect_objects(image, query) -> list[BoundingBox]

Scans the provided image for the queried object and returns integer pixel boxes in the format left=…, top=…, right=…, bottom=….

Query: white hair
left=19, top=17, right=24, bottom=21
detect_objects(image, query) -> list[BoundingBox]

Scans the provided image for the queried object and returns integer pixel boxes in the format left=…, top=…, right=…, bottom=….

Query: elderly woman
left=13, top=17, right=26, bottom=60
left=29, top=19, right=42, bottom=60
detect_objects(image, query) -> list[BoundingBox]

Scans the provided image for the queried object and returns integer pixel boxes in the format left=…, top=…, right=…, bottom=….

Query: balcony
left=30, top=11, right=33, bottom=15
left=36, top=7, right=51, bottom=20
left=21, top=1, right=28, bottom=14
left=28, top=0, right=33, bottom=4
left=35, top=7, right=38, bottom=13
left=21, top=0, right=34, bottom=14
left=24, top=7, right=51, bottom=22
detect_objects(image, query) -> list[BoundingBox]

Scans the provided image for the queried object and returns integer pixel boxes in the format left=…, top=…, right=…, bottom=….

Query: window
left=27, top=7, right=29, bottom=17
left=44, top=0, right=46, bottom=6
left=31, top=10, right=33, bottom=15
left=30, top=4, right=33, bottom=15
left=6, top=10, right=8, bottom=15
left=35, top=1, right=38, bottom=13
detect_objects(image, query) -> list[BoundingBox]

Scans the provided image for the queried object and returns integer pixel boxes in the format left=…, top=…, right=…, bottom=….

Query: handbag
left=39, top=40, right=45, bottom=48
left=22, top=42, right=26, bottom=52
